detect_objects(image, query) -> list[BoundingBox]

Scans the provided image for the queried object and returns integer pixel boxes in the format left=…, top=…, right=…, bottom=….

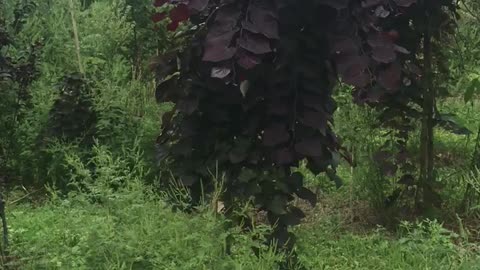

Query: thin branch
left=68, top=0, right=85, bottom=76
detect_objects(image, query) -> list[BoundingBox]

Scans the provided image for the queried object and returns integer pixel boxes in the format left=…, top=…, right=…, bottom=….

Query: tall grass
left=4, top=140, right=284, bottom=270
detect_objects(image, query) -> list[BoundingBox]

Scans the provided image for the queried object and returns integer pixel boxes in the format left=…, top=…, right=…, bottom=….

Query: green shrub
left=5, top=142, right=283, bottom=270
left=1, top=0, right=165, bottom=188
left=295, top=218, right=480, bottom=270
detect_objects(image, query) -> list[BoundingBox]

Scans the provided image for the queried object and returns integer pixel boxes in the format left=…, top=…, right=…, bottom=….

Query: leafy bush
left=5, top=142, right=284, bottom=270
left=295, top=219, right=480, bottom=270
left=1, top=0, right=165, bottom=188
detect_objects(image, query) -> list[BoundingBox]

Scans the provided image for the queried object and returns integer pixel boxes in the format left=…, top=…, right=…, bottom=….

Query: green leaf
left=464, top=78, right=480, bottom=103
left=435, top=113, right=472, bottom=135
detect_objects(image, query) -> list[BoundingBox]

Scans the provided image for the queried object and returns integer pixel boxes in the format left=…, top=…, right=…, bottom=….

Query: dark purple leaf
left=361, top=0, right=383, bottom=8
left=267, top=99, right=289, bottom=116
left=177, top=98, right=198, bottom=115
left=317, top=0, right=349, bottom=9
left=295, top=138, right=324, bottom=157
left=355, top=86, right=384, bottom=103
left=372, top=46, right=396, bottom=63
left=205, top=108, right=230, bottom=123
left=334, top=54, right=370, bottom=87
left=273, top=148, right=295, bottom=165
left=393, top=0, right=416, bottom=7
left=335, top=54, right=369, bottom=75
left=236, top=49, right=261, bottom=69
left=169, top=4, right=190, bottom=23
left=280, top=207, right=306, bottom=226
left=238, top=31, right=272, bottom=55
left=367, top=32, right=393, bottom=48
left=330, top=36, right=359, bottom=55
left=202, top=6, right=241, bottom=62
left=172, top=141, right=193, bottom=156
left=288, top=172, right=303, bottom=190
left=188, top=0, right=209, bottom=12
left=202, top=31, right=237, bottom=62
left=151, top=12, right=167, bottom=23
left=299, top=111, right=327, bottom=136
left=154, top=0, right=168, bottom=7
left=208, top=6, right=241, bottom=35
left=343, top=71, right=371, bottom=88
left=263, top=123, right=290, bottom=146
left=301, top=94, right=323, bottom=111
left=244, top=116, right=260, bottom=136
left=179, top=120, right=197, bottom=137
left=373, top=150, right=397, bottom=177
left=378, top=62, right=401, bottom=91
left=167, top=21, right=180, bottom=31
left=368, top=33, right=397, bottom=63
left=267, top=195, right=288, bottom=215
left=295, top=187, right=317, bottom=206
left=382, top=162, right=398, bottom=177
left=242, top=3, right=279, bottom=39
left=307, top=156, right=331, bottom=174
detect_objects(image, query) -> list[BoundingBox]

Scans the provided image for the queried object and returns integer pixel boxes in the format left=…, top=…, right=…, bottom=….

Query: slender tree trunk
left=68, top=0, right=85, bottom=76
left=130, top=1, right=141, bottom=80
left=0, top=193, right=8, bottom=255
left=418, top=6, right=435, bottom=212
left=461, top=125, right=480, bottom=212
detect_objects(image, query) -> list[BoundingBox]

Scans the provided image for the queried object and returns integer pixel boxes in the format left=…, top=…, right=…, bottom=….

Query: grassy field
left=3, top=184, right=479, bottom=270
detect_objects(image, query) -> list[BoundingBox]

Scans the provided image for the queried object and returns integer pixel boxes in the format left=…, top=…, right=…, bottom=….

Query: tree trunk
left=418, top=6, right=436, bottom=212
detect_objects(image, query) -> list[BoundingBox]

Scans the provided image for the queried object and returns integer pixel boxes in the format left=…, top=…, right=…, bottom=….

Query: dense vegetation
left=0, top=0, right=480, bottom=269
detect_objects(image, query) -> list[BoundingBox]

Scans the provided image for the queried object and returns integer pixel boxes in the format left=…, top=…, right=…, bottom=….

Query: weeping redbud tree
left=151, top=0, right=458, bottom=247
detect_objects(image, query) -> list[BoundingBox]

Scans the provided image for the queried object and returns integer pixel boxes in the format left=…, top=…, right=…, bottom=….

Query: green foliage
left=447, top=1, right=480, bottom=103
left=4, top=144, right=479, bottom=269
left=5, top=145, right=283, bottom=269
left=295, top=219, right=480, bottom=270
left=1, top=0, right=166, bottom=187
